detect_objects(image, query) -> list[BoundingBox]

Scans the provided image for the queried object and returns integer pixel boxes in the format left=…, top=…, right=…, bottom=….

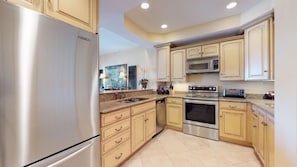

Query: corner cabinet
left=6, top=0, right=98, bottom=33
left=244, top=19, right=274, bottom=80
left=251, top=104, right=274, bottom=167
left=7, top=0, right=43, bottom=12
left=166, top=97, right=183, bottom=131
left=170, top=49, right=186, bottom=82
left=156, top=45, right=171, bottom=82
left=220, top=39, right=244, bottom=80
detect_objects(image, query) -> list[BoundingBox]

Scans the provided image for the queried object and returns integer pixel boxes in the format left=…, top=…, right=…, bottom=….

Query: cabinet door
left=186, top=46, right=201, bottom=59
left=257, top=112, right=266, bottom=165
left=202, top=43, right=219, bottom=57
left=220, top=39, right=244, bottom=80
left=156, top=46, right=170, bottom=81
left=171, top=49, right=186, bottom=82
left=166, top=104, right=182, bottom=129
left=7, top=0, right=43, bottom=12
left=145, top=109, right=156, bottom=140
left=245, top=20, right=269, bottom=80
left=219, top=109, right=246, bottom=141
left=44, top=0, right=98, bottom=33
left=131, top=113, right=146, bottom=153
left=252, top=113, right=259, bottom=149
left=267, top=115, right=274, bottom=167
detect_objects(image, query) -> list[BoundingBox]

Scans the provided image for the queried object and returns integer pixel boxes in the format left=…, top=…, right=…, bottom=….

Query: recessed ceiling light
left=140, top=2, right=150, bottom=9
left=226, top=2, right=237, bottom=9
left=161, top=24, right=168, bottom=29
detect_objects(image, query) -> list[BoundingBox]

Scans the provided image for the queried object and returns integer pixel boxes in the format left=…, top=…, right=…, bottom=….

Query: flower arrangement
left=138, top=66, right=149, bottom=89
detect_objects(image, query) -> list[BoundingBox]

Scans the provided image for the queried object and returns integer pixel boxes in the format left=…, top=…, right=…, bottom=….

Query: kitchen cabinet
left=131, top=101, right=156, bottom=153
left=219, top=102, right=247, bottom=142
left=7, top=0, right=98, bottom=33
left=100, top=107, right=131, bottom=167
left=251, top=104, right=274, bottom=167
left=220, top=39, right=244, bottom=80
left=244, top=18, right=274, bottom=80
left=186, top=43, right=219, bottom=59
left=7, top=0, right=43, bottom=12
left=156, top=45, right=171, bottom=82
left=170, top=49, right=186, bottom=82
left=166, top=97, right=183, bottom=131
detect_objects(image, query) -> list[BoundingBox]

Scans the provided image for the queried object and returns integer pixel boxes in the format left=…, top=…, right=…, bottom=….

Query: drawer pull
left=115, top=126, right=123, bottom=132
left=115, top=114, right=123, bottom=120
left=229, top=105, right=237, bottom=109
left=145, top=118, right=149, bottom=121
left=115, top=153, right=123, bottom=160
left=115, top=137, right=123, bottom=144
left=261, top=122, right=268, bottom=126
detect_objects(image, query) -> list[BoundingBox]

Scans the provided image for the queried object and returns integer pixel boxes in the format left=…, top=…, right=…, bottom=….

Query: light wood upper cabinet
left=166, top=98, right=183, bottom=131
left=171, top=49, right=186, bottom=82
left=45, top=0, right=98, bottom=33
left=156, top=46, right=170, bottom=82
left=245, top=19, right=274, bottom=80
left=219, top=102, right=247, bottom=141
left=7, top=0, right=98, bottom=33
left=186, top=43, right=219, bottom=59
left=220, top=39, right=244, bottom=80
left=7, top=0, right=43, bottom=12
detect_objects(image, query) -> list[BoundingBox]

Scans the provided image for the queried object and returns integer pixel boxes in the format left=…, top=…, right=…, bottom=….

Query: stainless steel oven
left=183, top=86, right=219, bottom=140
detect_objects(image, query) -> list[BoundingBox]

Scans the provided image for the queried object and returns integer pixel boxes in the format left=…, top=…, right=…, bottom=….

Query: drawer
left=101, top=129, right=130, bottom=154
left=220, top=102, right=246, bottom=111
left=131, top=101, right=155, bottom=116
left=101, top=139, right=131, bottom=167
left=166, top=98, right=183, bottom=105
left=101, top=118, right=130, bottom=141
left=101, top=107, right=130, bottom=127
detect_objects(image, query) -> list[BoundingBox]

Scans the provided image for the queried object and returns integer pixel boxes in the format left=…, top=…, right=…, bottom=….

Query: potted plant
left=139, top=78, right=148, bottom=89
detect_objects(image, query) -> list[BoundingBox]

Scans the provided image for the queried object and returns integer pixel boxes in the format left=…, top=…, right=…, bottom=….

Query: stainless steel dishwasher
left=155, top=98, right=166, bottom=136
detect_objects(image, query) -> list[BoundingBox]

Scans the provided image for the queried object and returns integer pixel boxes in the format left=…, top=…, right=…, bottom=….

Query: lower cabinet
left=219, top=102, right=247, bottom=142
left=131, top=101, right=156, bottom=153
left=252, top=105, right=275, bottom=167
left=100, top=107, right=131, bottom=167
left=166, top=97, right=183, bottom=131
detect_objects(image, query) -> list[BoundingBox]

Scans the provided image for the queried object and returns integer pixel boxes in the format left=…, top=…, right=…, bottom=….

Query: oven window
left=185, top=103, right=215, bottom=124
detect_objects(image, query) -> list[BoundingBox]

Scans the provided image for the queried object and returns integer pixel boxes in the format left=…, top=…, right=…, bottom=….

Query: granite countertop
left=100, top=93, right=274, bottom=116
left=100, top=93, right=186, bottom=114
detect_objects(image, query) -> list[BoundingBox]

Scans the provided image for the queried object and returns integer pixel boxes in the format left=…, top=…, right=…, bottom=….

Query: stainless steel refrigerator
left=0, top=1, right=100, bottom=167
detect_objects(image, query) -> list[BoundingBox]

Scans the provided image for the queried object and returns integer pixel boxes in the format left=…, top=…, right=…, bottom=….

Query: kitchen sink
left=120, top=97, right=149, bottom=103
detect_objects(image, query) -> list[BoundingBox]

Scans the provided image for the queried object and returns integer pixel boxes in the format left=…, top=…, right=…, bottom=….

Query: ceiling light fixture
left=226, top=2, right=238, bottom=9
left=161, top=24, right=168, bottom=29
left=140, top=2, right=150, bottom=9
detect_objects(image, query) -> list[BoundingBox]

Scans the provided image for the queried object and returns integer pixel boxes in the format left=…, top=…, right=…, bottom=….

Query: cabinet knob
left=115, top=153, right=123, bottom=160
left=253, top=125, right=257, bottom=128
left=264, top=70, right=268, bottom=73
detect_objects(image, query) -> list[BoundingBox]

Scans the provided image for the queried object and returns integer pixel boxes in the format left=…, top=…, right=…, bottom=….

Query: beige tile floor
left=122, top=129, right=262, bottom=167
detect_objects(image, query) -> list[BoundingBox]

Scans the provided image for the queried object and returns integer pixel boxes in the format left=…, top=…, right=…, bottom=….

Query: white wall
left=100, top=47, right=157, bottom=89
left=172, top=73, right=274, bottom=94
left=240, top=0, right=274, bottom=25
left=275, top=0, right=297, bottom=166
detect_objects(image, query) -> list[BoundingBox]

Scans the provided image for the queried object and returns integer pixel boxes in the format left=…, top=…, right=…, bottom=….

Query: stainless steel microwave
left=186, top=56, right=219, bottom=74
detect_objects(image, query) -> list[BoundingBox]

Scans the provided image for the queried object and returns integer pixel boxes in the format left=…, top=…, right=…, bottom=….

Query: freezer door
left=29, top=137, right=100, bottom=167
